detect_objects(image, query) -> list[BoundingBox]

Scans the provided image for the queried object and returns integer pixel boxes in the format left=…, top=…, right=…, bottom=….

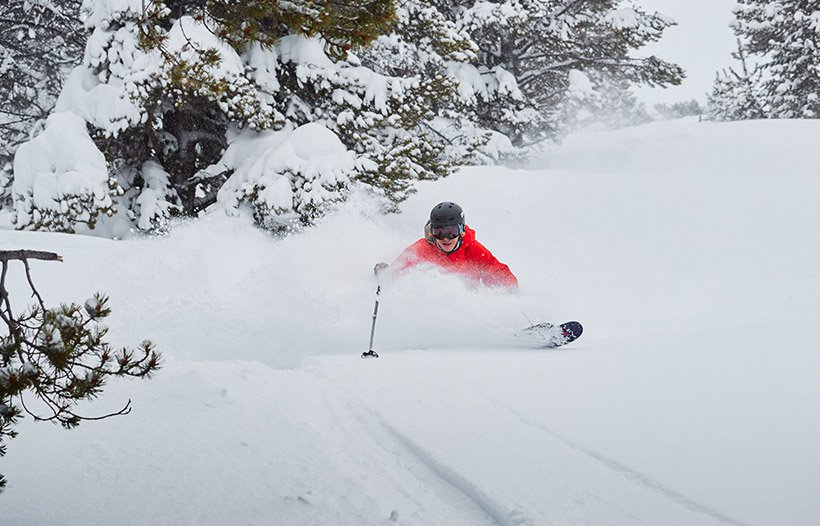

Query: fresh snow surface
left=2, top=118, right=820, bottom=525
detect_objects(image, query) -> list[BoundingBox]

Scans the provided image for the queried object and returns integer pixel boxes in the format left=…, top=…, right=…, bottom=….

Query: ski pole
left=362, top=285, right=381, bottom=358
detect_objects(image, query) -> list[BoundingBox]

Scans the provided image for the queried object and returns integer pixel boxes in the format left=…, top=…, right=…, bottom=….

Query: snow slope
left=2, top=118, right=819, bottom=525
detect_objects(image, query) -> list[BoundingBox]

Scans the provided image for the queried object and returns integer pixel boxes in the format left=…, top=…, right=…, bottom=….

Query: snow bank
left=532, top=118, right=820, bottom=177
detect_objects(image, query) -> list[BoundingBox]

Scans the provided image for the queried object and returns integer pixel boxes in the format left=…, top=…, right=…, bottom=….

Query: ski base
left=518, top=321, right=583, bottom=349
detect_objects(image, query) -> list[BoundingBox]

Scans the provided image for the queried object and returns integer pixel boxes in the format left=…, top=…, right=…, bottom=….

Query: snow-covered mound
left=532, top=117, right=820, bottom=177
left=2, top=118, right=819, bottom=525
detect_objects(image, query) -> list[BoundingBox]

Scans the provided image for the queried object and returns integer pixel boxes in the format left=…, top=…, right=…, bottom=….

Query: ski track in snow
left=377, top=418, right=533, bottom=526
left=318, top=383, right=508, bottom=526
left=477, top=392, right=751, bottom=526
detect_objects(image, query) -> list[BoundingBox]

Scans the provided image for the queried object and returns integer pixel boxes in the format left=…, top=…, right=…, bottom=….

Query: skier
left=374, top=202, right=518, bottom=288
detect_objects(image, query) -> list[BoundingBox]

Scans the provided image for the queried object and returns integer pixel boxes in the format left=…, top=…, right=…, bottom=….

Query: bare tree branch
left=0, top=250, right=63, bottom=263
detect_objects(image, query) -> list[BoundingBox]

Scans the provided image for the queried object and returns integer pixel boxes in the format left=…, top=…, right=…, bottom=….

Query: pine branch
left=0, top=249, right=160, bottom=490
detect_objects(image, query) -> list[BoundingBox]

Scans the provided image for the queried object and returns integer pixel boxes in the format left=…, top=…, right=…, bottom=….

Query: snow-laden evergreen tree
left=591, top=82, right=653, bottom=129
left=732, top=0, right=820, bottom=118
left=10, top=0, right=686, bottom=235
left=707, top=38, right=765, bottom=121
left=707, top=69, right=765, bottom=121
left=355, top=1, right=499, bottom=169
left=14, top=0, right=474, bottom=234
left=428, top=0, right=684, bottom=146
left=0, top=0, right=85, bottom=205
left=654, top=99, right=705, bottom=120
left=558, top=70, right=652, bottom=131
left=246, top=0, right=480, bottom=213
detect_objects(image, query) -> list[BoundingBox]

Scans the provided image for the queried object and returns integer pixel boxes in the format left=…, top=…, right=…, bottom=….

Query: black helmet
left=430, top=202, right=464, bottom=228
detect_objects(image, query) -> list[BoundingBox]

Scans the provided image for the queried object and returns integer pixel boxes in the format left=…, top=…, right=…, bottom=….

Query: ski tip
left=562, top=321, right=583, bottom=339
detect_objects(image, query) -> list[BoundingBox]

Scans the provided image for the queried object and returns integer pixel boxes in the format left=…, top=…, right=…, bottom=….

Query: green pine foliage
left=351, top=0, right=486, bottom=197
left=0, top=251, right=160, bottom=492
left=197, top=0, right=396, bottom=54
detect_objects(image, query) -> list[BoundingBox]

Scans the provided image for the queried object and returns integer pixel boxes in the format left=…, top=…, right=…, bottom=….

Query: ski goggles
left=431, top=224, right=462, bottom=240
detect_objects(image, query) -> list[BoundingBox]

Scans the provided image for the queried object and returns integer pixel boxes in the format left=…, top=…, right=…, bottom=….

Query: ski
left=518, top=321, right=583, bottom=349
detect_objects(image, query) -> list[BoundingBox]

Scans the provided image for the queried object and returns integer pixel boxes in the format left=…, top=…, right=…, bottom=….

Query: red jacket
left=392, top=225, right=518, bottom=288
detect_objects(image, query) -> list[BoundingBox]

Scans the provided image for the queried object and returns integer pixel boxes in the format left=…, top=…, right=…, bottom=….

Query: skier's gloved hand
left=374, top=262, right=389, bottom=277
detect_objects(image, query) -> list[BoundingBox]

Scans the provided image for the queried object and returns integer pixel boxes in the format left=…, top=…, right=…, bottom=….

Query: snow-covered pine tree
left=733, top=0, right=820, bottom=118
left=558, top=71, right=652, bottom=131
left=592, top=81, right=653, bottom=129
left=103, top=0, right=400, bottom=232
left=353, top=0, right=495, bottom=186
left=708, top=67, right=766, bottom=121
left=707, top=38, right=765, bottom=121
left=251, top=0, right=479, bottom=212
left=432, top=0, right=552, bottom=150
left=15, top=0, right=474, bottom=234
left=654, top=99, right=705, bottom=121
left=11, top=0, right=278, bottom=233
left=428, top=0, right=684, bottom=146
left=0, top=0, right=85, bottom=206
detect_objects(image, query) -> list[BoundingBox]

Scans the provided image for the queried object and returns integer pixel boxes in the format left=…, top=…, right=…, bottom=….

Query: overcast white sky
left=633, top=0, right=738, bottom=105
